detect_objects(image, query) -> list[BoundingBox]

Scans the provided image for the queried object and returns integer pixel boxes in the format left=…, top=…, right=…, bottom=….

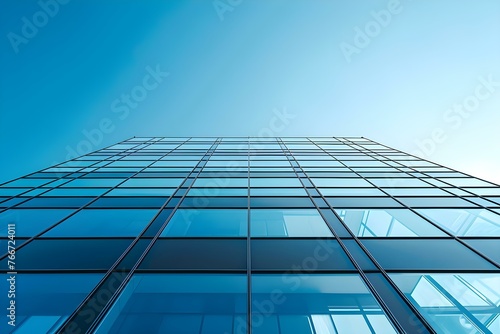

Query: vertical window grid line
left=78, top=138, right=224, bottom=334
left=54, top=137, right=199, bottom=333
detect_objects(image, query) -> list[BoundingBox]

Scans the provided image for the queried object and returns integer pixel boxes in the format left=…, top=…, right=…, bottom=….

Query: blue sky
left=1, top=0, right=500, bottom=183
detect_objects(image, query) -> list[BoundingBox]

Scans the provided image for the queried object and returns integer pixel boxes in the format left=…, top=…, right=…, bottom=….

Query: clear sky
left=1, top=0, right=499, bottom=184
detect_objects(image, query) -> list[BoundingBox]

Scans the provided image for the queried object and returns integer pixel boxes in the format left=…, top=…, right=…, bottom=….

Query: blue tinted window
left=463, top=239, right=500, bottom=265
left=1, top=178, right=52, bottom=188
left=369, top=178, right=430, bottom=188
left=0, top=188, right=30, bottom=196
left=120, top=178, right=184, bottom=188
left=391, top=273, right=500, bottom=334
left=95, top=274, right=247, bottom=334
left=105, top=188, right=176, bottom=197
left=0, top=209, right=73, bottom=237
left=251, top=209, right=332, bottom=237
left=312, top=178, right=372, bottom=187
left=362, top=239, right=497, bottom=270
left=18, top=197, right=93, bottom=208
left=415, top=209, right=500, bottom=236
left=43, top=209, right=157, bottom=237
left=140, top=239, right=247, bottom=269
left=62, top=178, right=124, bottom=187
left=252, top=239, right=353, bottom=270
left=89, top=197, right=167, bottom=208
left=186, top=187, right=247, bottom=197
left=161, top=209, right=247, bottom=237
left=326, top=197, right=403, bottom=208
left=0, top=239, right=133, bottom=270
left=180, top=196, right=247, bottom=208
left=0, top=274, right=103, bottom=334
left=250, top=197, right=314, bottom=208
left=250, top=178, right=302, bottom=187
left=298, top=160, right=343, bottom=167
left=250, top=160, right=291, bottom=167
left=252, top=275, right=397, bottom=333
left=318, top=187, right=386, bottom=196
left=250, top=188, right=307, bottom=196
left=41, top=188, right=109, bottom=197
left=151, top=160, right=198, bottom=167
left=193, top=177, right=248, bottom=188
left=383, top=187, right=451, bottom=196
left=397, top=197, right=478, bottom=208
left=334, top=209, right=446, bottom=237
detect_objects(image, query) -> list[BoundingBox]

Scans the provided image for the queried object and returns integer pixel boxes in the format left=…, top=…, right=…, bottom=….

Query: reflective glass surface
left=252, top=275, right=397, bottom=334
left=1, top=136, right=499, bottom=334
left=95, top=274, right=247, bottom=334
left=335, top=209, right=446, bottom=237
left=415, top=208, right=500, bottom=236
left=250, top=209, right=332, bottom=237
left=42, top=209, right=157, bottom=237
left=391, top=273, right=500, bottom=334
left=161, top=209, right=248, bottom=237
left=0, top=209, right=73, bottom=237
left=0, top=274, right=103, bottom=334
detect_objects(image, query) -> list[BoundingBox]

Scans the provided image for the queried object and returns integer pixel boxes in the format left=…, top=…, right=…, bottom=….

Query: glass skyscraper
left=0, top=136, right=499, bottom=334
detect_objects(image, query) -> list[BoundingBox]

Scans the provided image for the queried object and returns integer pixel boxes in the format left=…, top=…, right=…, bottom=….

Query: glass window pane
left=140, top=239, right=247, bottom=270
left=161, top=209, right=247, bottom=237
left=250, top=178, right=302, bottom=187
left=463, top=239, right=500, bottom=265
left=1, top=178, right=51, bottom=188
left=250, top=197, right=314, bottom=208
left=251, top=209, right=332, bottom=237
left=193, top=178, right=248, bottom=188
left=298, top=160, right=343, bottom=167
left=41, top=188, right=109, bottom=197
left=105, top=188, right=176, bottom=197
left=251, top=275, right=397, bottom=334
left=335, top=209, right=446, bottom=237
left=42, top=209, right=157, bottom=237
left=62, top=178, right=124, bottom=188
left=186, top=187, right=247, bottom=197
left=0, top=209, right=73, bottom=237
left=311, top=178, right=372, bottom=187
left=251, top=239, right=353, bottom=270
left=95, top=274, right=247, bottom=334
left=415, top=209, right=500, bottom=236
left=390, top=273, right=500, bottom=334
left=120, top=178, right=184, bottom=188
left=326, top=197, right=403, bottom=208
left=0, top=274, right=103, bottom=334
left=361, top=239, right=497, bottom=270
left=397, top=197, right=478, bottom=208
left=383, top=187, right=451, bottom=196
left=0, top=239, right=133, bottom=270
left=369, top=178, right=430, bottom=188
left=318, top=188, right=386, bottom=196
left=250, top=188, right=307, bottom=196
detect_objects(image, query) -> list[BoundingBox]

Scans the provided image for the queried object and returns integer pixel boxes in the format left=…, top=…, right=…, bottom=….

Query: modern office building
left=0, top=136, right=499, bottom=334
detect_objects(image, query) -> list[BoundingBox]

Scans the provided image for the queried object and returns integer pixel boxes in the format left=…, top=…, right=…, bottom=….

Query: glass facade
left=0, top=136, right=499, bottom=334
